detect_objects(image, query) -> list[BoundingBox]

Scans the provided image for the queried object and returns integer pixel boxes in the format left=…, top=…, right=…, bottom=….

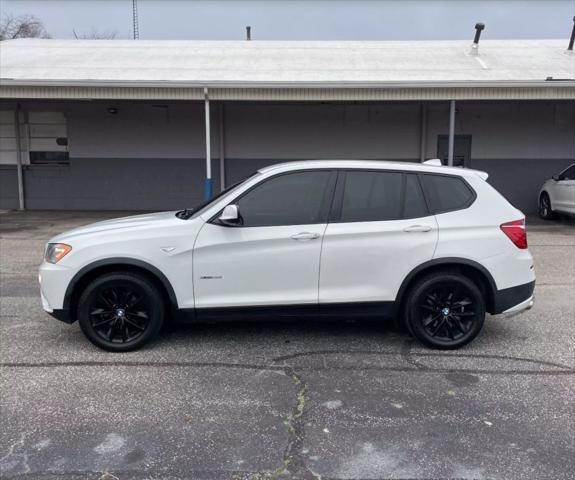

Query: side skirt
left=175, top=302, right=396, bottom=323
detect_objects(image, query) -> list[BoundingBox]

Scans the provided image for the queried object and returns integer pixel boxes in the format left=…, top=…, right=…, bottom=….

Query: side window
left=403, top=174, right=428, bottom=219
left=421, top=174, right=475, bottom=214
left=339, top=171, right=403, bottom=222
left=236, top=171, right=332, bottom=227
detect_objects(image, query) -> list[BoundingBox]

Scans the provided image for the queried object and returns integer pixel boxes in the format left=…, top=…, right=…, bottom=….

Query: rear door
left=319, top=170, right=438, bottom=304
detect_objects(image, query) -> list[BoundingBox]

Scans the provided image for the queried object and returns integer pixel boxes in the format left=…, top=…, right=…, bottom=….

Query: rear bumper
left=501, top=295, right=534, bottom=316
left=492, top=280, right=535, bottom=315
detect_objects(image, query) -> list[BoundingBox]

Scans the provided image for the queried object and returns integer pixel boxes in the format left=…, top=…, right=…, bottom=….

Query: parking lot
left=0, top=210, right=573, bottom=480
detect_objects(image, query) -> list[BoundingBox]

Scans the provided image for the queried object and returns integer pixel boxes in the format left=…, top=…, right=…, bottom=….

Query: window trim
left=209, top=167, right=476, bottom=227
left=419, top=172, right=477, bottom=215
left=329, top=168, right=431, bottom=224
left=403, top=173, right=430, bottom=219
left=209, top=168, right=338, bottom=228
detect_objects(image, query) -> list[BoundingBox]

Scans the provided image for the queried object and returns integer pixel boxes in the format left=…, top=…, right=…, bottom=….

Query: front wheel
left=405, top=273, right=485, bottom=349
left=77, top=272, right=164, bottom=352
left=539, top=192, right=555, bottom=220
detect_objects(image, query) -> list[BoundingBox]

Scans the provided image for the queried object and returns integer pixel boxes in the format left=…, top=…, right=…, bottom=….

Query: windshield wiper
left=175, top=208, right=195, bottom=220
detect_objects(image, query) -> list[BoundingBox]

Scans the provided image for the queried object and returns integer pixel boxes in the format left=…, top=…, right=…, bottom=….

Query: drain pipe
left=447, top=100, right=456, bottom=167
left=204, top=87, right=212, bottom=200
left=419, top=103, right=427, bottom=162
left=219, top=103, right=226, bottom=191
left=14, top=104, right=25, bottom=210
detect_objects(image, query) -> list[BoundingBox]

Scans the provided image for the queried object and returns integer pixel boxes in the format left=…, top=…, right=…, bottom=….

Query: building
left=1, top=37, right=574, bottom=213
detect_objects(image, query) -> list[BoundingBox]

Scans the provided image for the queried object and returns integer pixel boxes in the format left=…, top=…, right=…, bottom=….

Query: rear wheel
left=77, top=272, right=164, bottom=352
left=539, top=192, right=555, bottom=220
left=405, top=272, right=485, bottom=349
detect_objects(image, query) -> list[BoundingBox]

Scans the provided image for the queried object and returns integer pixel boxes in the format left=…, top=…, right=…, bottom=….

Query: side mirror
left=552, top=174, right=563, bottom=181
left=218, top=204, right=241, bottom=226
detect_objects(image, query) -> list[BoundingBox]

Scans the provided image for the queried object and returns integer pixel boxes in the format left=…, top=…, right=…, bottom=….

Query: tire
left=77, top=272, right=164, bottom=352
left=404, top=272, right=485, bottom=349
left=539, top=192, right=555, bottom=220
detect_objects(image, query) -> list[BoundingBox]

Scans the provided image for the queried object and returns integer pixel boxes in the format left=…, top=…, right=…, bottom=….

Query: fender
left=394, top=257, right=498, bottom=313
left=63, top=257, right=179, bottom=312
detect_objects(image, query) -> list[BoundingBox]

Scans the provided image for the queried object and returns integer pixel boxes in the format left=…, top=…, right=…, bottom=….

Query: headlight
left=45, top=243, right=72, bottom=264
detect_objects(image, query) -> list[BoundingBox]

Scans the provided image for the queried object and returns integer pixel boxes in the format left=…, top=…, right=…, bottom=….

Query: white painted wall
left=0, top=110, right=69, bottom=165
left=0, top=110, right=22, bottom=165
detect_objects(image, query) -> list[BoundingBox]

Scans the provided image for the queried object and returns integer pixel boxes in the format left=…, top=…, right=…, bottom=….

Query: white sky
left=1, top=0, right=574, bottom=41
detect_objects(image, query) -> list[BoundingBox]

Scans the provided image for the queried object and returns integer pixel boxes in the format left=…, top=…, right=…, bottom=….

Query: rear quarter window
left=421, top=174, right=475, bottom=214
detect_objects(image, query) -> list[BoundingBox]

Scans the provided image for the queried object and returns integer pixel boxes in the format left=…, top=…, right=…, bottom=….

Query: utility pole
left=132, top=0, right=139, bottom=39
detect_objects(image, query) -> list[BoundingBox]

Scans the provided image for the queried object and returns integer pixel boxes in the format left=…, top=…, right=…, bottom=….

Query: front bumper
left=41, top=285, right=75, bottom=323
left=492, top=280, right=535, bottom=315
left=48, top=308, right=74, bottom=323
left=39, top=261, right=76, bottom=323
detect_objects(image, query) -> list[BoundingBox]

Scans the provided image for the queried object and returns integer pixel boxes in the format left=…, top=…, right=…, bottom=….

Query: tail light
left=500, top=219, right=527, bottom=249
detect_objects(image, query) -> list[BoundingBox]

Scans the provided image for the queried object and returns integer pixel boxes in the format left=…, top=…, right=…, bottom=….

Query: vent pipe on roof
left=246, top=26, right=251, bottom=41
left=470, top=23, right=485, bottom=56
left=568, top=16, right=575, bottom=51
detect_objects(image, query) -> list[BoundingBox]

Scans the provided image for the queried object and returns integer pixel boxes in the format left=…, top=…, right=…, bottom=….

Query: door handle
left=403, top=225, right=432, bottom=233
left=291, top=232, right=320, bottom=241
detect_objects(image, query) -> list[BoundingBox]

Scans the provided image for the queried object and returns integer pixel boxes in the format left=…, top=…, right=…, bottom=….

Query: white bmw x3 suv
left=39, top=160, right=535, bottom=352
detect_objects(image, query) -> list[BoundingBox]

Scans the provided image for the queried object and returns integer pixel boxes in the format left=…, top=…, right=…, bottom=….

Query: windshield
left=176, top=172, right=260, bottom=219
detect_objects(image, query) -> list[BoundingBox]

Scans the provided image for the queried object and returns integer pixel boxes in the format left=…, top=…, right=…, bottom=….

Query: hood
left=50, top=211, right=183, bottom=242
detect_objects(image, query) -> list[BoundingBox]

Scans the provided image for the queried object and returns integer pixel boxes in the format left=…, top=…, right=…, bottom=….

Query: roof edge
left=2, top=79, right=575, bottom=89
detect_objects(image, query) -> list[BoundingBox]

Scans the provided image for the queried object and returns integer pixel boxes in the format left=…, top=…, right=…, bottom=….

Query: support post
left=219, top=103, right=226, bottom=191
left=419, top=103, right=427, bottom=162
left=14, top=104, right=25, bottom=210
left=204, top=87, right=212, bottom=200
left=447, top=100, right=456, bottom=166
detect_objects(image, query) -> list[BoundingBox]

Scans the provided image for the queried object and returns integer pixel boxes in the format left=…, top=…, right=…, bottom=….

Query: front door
left=193, top=170, right=336, bottom=309
left=319, top=170, right=438, bottom=304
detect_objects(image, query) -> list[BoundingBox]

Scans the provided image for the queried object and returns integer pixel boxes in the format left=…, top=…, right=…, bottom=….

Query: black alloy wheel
left=406, top=273, right=485, bottom=349
left=78, top=272, right=164, bottom=352
left=539, top=193, right=554, bottom=220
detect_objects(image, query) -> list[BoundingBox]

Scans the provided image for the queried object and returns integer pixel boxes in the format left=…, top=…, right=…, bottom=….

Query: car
left=539, top=163, right=575, bottom=219
left=39, top=160, right=535, bottom=352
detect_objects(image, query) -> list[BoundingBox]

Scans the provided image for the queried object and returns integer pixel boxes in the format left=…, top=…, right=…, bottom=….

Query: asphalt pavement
left=1, top=211, right=574, bottom=480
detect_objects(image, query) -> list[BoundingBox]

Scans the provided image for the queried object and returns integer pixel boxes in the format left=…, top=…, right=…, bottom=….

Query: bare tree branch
left=0, top=14, right=50, bottom=41
left=72, top=27, right=118, bottom=40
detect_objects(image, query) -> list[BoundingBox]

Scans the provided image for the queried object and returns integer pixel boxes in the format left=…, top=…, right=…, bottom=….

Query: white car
left=39, top=160, right=535, bottom=352
left=539, top=163, right=575, bottom=219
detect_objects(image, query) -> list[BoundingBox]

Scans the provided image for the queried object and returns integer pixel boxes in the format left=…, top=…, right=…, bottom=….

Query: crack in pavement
left=2, top=349, right=571, bottom=375
left=230, top=369, right=318, bottom=480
